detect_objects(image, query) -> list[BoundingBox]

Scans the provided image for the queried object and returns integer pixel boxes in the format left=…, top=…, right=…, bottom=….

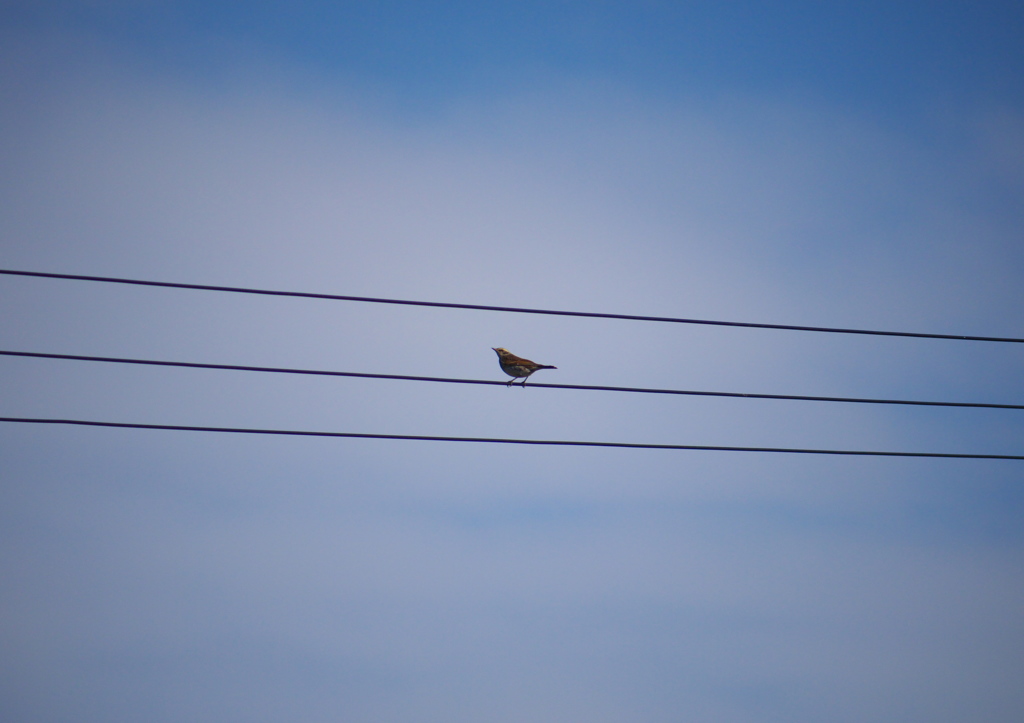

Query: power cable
left=3, top=349, right=1020, bottom=410
left=2, top=417, right=1020, bottom=459
left=3, top=268, right=1022, bottom=343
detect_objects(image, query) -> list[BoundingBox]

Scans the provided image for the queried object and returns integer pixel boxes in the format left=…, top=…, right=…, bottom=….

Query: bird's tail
left=538, top=365, right=557, bottom=369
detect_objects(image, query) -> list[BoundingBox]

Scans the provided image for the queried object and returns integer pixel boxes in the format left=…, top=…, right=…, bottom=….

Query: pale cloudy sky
left=1, top=3, right=1023, bottom=722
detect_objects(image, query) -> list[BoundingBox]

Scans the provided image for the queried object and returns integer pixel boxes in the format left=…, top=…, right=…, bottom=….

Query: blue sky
left=1, top=2, right=1023, bottom=722
left=9, top=2, right=1024, bottom=108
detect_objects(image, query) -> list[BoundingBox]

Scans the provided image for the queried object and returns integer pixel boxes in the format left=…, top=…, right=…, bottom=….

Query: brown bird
left=492, top=347, right=557, bottom=387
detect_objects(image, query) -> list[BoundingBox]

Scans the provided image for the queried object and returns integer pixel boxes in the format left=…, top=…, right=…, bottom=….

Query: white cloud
left=1, top=30, right=1023, bottom=722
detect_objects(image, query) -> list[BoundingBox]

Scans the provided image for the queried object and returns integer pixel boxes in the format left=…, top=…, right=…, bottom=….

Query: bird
left=492, top=347, right=557, bottom=387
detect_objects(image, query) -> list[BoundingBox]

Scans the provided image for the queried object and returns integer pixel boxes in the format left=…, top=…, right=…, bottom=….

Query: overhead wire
left=3, top=268, right=1022, bottom=343
left=3, top=270, right=1019, bottom=460
left=2, top=417, right=1021, bottom=459
left=2, top=349, right=1021, bottom=411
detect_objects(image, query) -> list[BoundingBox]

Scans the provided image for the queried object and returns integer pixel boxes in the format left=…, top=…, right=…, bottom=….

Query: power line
left=3, top=268, right=1022, bottom=343
left=4, top=349, right=1021, bottom=410
left=2, top=417, right=1020, bottom=459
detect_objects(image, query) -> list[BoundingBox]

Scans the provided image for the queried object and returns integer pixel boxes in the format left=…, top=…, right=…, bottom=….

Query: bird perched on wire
left=492, top=347, right=557, bottom=387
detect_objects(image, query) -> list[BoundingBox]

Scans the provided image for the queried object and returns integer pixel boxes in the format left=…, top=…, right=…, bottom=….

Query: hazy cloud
left=1, top=19, right=1023, bottom=723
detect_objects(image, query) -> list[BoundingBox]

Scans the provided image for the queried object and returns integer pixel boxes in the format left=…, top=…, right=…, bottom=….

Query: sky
left=1, top=2, right=1023, bottom=721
